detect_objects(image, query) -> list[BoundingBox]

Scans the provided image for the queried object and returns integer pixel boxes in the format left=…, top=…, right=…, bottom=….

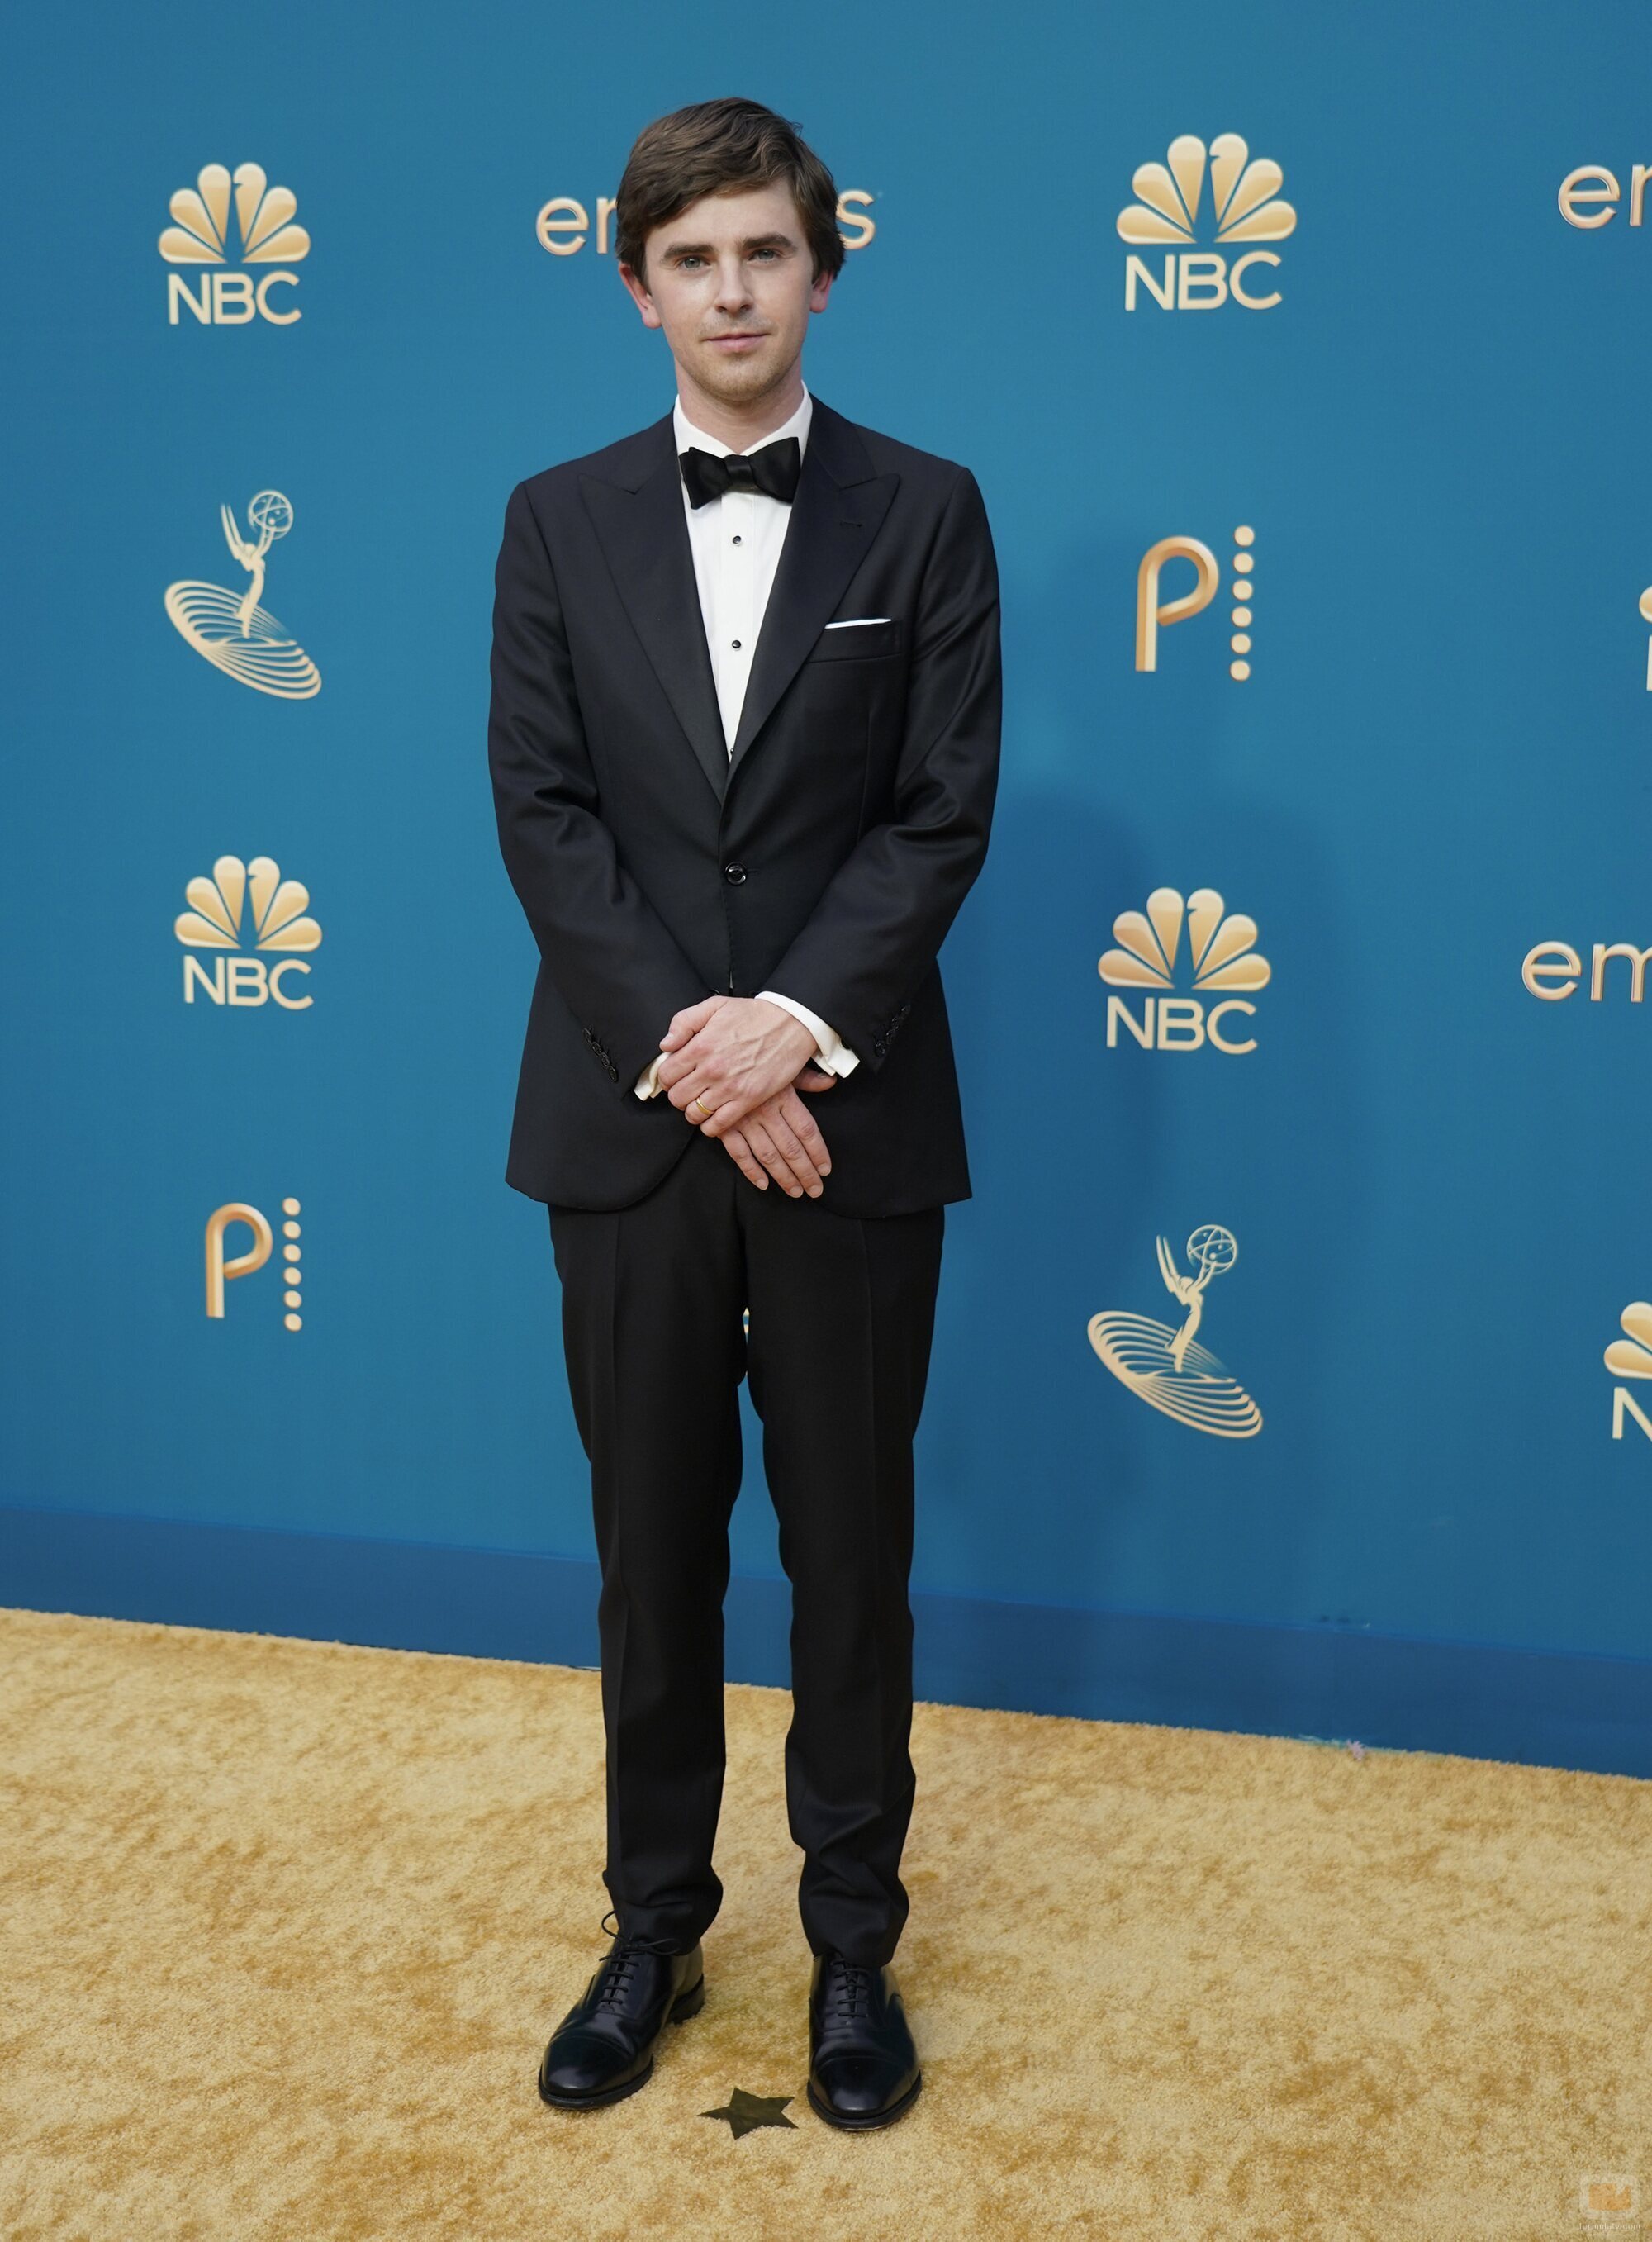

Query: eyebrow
left=660, top=230, right=798, bottom=260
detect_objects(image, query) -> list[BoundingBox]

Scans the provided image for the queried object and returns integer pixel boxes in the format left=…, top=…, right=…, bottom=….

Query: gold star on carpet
left=700, top=2087, right=797, bottom=2139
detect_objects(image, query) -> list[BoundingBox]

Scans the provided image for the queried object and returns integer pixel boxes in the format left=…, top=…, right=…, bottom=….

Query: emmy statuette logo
left=175, top=856, right=322, bottom=1009
left=537, top=190, right=876, bottom=257
left=159, top=163, right=310, bottom=324
left=205, top=1198, right=305, bottom=1330
left=1138, top=526, right=1256, bottom=681
left=1089, top=1228, right=1262, bottom=1437
left=164, top=491, right=321, bottom=698
left=1118, top=135, right=1295, bottom=310
left=1099, top=888, right=1270, bottom=1054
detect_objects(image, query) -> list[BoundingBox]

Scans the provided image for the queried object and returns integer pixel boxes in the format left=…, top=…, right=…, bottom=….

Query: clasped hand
left=654, top=995, right=836, bottom=1197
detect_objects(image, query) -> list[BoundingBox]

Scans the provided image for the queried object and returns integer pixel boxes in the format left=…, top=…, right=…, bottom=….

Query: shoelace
left=819, top=1952, right=876, bottom=2022
left=591, top=1907, right=681, bottom=2012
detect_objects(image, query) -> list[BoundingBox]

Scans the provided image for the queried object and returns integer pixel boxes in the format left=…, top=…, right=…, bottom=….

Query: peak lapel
left=578, top=417, right=729, bottom=803
left=726, top=404, right=899, bottom=784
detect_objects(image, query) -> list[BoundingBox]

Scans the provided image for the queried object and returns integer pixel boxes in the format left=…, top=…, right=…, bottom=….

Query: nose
left=714, top=254, right=753, bottom=314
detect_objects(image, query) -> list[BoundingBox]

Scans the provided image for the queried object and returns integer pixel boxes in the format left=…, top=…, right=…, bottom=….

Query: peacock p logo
left=1118, top=134, right=1295, bottom=311
left=1099, top=888, right=1270, bottom=1054
left=159, top=163, right=310, bottom=325
left=175, top=855, right=321, bottom=1009
left=1137, top=526, right=1257, bottom=681
left=205, top=1196, right=305, bottom=1330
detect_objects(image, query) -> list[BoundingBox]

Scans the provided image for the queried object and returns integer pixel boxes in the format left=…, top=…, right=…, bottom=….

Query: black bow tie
left=679, top=436, right=802, bottom=509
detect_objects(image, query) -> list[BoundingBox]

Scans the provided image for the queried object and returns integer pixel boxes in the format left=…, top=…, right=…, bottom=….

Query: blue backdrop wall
left=5, top=0, right=1650, bottom=1776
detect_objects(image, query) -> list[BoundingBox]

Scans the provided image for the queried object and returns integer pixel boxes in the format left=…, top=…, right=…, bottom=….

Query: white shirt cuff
left=635, top=994, right=862, bottom=1098
left=754, top=990, right=860, bottom=1077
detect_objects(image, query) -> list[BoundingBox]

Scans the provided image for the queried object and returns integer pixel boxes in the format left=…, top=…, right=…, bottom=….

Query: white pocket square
left=824, top=616, right=894, bottom=629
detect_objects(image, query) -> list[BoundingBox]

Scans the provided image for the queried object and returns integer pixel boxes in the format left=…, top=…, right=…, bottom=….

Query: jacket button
left=723, top=862, right=747, bottom=884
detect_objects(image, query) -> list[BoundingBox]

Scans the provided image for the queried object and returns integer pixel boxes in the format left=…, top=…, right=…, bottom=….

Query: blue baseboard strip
left=2, top=1503, right=1646, bottom=1779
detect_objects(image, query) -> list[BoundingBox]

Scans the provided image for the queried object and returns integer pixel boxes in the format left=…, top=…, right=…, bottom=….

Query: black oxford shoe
left=537, top=1917, right=705, bottom=2110
left=805, top=1949, right=922, bottom=2129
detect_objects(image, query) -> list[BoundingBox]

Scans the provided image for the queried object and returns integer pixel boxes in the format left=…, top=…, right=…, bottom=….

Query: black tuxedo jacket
left=487, top=395, right=1001, bottom=1218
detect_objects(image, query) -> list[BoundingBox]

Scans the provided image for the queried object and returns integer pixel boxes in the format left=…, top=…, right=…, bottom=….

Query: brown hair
left=615, top=97, right=845, bottom=283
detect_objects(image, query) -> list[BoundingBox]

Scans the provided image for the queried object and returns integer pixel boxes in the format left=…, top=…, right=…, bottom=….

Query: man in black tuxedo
left=487, top=96, right=999, bottom=2130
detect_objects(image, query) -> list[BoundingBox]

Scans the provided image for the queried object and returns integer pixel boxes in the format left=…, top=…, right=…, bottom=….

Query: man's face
left=620, top=180, right=833, bottom=411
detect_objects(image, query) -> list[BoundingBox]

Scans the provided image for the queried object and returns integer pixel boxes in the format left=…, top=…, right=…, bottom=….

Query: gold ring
left=691, top=1093, right=713, bottom=1120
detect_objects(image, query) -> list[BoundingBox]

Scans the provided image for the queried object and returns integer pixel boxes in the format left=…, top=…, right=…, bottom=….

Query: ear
left=617, top=259, right=662, bottom=330
left=809, top=267, right=834, bottom=315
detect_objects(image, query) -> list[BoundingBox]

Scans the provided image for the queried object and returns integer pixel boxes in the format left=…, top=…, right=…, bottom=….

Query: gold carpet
left=0, top=1607, right=1645, bottom=2241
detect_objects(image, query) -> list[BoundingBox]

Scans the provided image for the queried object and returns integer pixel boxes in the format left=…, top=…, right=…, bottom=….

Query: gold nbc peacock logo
left=159, top=163, right=310, bottom=324
left=1118, top=135, right=1296, bottom=245
left=1606, top=1303, right=1652, bottom=1444
left=175, top=855, right=320, bottom=1009
left=1118, top=135, right=1295, bottom=311
left=1099, top=888, right=1270, bottom=1054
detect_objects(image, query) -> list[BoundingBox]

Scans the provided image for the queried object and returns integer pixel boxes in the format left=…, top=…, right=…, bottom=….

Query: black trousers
left=548, top=1125, right=946, bottom=1969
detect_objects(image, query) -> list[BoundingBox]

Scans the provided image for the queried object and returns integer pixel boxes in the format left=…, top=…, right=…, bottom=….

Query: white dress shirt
left=633, top=385, right=861, bottom=1100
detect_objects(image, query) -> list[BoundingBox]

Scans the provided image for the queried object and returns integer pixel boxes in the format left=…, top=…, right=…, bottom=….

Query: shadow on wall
left=916, top=525, right=1370, bottom=1660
